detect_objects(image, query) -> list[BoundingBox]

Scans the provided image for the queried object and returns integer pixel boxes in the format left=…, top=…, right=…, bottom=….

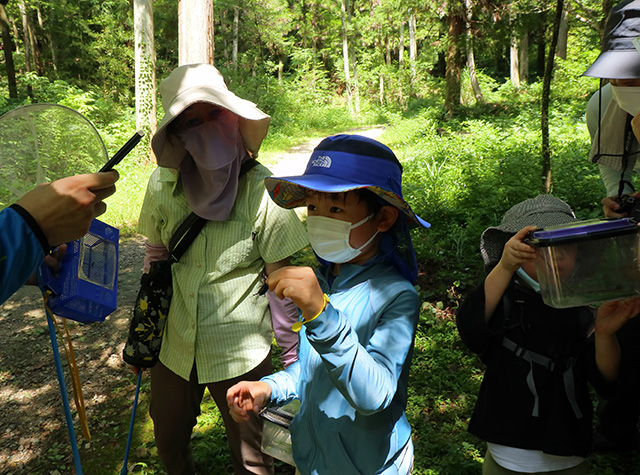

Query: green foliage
left=2, top=2, right=638, bottom=473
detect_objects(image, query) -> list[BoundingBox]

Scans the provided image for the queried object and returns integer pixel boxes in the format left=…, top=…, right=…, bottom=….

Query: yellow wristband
left=292, top=294, right=330, bottom=332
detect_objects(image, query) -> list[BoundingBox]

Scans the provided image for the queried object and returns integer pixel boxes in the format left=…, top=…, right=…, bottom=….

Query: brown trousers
left=150, top=355, right=275, bottom=475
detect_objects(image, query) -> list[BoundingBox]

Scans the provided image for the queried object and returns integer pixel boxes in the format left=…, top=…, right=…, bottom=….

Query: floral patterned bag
left=122, top=212, right=206, bottom=368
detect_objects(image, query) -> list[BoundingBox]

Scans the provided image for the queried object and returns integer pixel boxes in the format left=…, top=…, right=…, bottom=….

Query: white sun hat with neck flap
left=151, top=63, right=270, bottom=166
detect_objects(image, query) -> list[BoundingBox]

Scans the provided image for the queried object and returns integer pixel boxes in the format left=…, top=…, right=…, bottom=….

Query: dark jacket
left=456, top=279, right=613, bottom=457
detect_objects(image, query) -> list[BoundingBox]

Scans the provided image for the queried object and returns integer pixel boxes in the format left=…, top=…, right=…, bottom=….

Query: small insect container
left=260, top=400, right=300, bottom=467
left=527, top=218, right=640, bottom=308
left=39, top=219, right=119, bottom=323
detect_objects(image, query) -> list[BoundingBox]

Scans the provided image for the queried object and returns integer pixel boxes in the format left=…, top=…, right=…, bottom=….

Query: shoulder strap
left=240, top=158, right=259, bottom=176
left=618, top=114, right=637, bottom=197
left=168, top=213, right=206, bottom=263
left=168, top=159, right=260, bottom=263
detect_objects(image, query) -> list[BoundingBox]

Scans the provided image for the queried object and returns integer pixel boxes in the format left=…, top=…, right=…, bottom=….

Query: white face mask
left=307, top=214, right=378, bottom=263
left=611, top=85, right=640, bottom=117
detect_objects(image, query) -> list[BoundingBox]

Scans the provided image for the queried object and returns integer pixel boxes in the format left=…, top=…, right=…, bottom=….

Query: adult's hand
left=17, top=171, right=119, bottom=246
left=602, top=191, right=640, bottom=218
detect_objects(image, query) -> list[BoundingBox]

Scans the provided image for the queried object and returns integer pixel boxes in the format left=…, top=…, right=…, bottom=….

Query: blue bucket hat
left=264, top=134, right=430, bottom=229
left=583, top=0, right=640, bottom=78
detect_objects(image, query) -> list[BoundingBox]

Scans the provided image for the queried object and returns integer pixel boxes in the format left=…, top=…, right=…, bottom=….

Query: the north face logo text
left=311, top=156, right=332, bottom=168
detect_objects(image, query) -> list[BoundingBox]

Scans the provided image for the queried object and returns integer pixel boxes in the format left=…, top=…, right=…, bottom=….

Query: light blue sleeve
left=304, top=288, right=419, bottom=415
left=262, top=360, right=301, bottom=404
left=0, top=207, right=45, bottom=304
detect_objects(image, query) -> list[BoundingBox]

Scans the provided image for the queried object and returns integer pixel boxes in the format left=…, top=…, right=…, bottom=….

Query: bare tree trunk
left=510, top=13, right=520, bottom=88
left=541, top=0, right=564, bottom=193
left=18, top=0, right=34, bottom=96
left=233, top=6, right=239, bottom=71
left=134, top=0, right=157, bottom=163
left=340, top=0, right=353, bottom=115
left=408, top=12, right=417, bottom=82
left=18, top=1, right=32, bottom=72
left=0, top=4, right=17, bottom=98
left=36, top=5, right=58, bottom=77
left=178, top=0, right=214, bottom=65
left=352, top=51, right=360, bottom=115
left=385, top=35, right=391, bottom=66
left=445, top=3, right=464, bottom=114
left=398, top=21, right=405, bottom=67
left=464, top=0, right=484, bottom=104
left=510, top=36, right=520, bottom=87
left=519, top=30, right=529, bottom=83
left=557, top=7, right=568, bottom=60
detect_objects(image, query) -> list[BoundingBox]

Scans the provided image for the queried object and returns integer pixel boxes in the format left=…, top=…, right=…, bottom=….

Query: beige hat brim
left=152, top=87, right=270, bottom=165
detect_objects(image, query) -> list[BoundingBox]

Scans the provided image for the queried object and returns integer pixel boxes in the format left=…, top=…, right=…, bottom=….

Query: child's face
left=546, top=244, right=578, bottom=281
left=305, top=190, right=381, bottom=265
left=521, top=244, right=578, bottom=282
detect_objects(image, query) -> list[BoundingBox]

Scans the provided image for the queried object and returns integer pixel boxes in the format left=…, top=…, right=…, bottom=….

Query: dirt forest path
left=0, top=126, right=385, bottom=474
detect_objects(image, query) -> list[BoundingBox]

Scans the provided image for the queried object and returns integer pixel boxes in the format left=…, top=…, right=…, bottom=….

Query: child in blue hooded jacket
left=226, top=134, right=429, bottom=475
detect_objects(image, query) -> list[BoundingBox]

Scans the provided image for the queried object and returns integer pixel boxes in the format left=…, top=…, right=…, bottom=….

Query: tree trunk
left=464, top=0, right=484, bottom=104
left=134, top=0, right=157, bottom=163
left=409, top=12, right=417, bottom=82
left=510, top=13, right=520, bottom=88
left=398, top=21, right=404, bottom=67
left=178, top=0, right=214, bottom=65
left=233, top=6, right=239, bottom=71
left=385, top=34, right=391, bottom=66
left=541, top=0, right=564, bottom=193
left=36, top=5, right=57, bottom=77
left=445, top=3, right=464, bottom=114
left=18, top=1, right=32, bottom=72
left=536, top=11, right=547, bottom=80
left=340, top=0, right=353, bottom=115
left=18, top=0, right=34, bottom=96
left=0, top=4, right=17, bottom=98
left=519, top=30, right=529, bottom=84
left=352, top=49, right=360, bottom=115
left=557, top=7, right=568, bottom=60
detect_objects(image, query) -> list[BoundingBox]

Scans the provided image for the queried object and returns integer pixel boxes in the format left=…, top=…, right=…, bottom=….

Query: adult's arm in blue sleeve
left=0, top=206, right=48, bottom=304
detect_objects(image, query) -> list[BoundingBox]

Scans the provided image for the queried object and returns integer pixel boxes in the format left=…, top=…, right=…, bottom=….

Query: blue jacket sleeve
left=305, top=287, right=418, bottom=415
left=262, top=360, right=301, bottom=405
left=0, top=207, right=46, bottom=304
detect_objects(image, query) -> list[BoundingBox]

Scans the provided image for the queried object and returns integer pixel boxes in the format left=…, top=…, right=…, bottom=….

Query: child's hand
left=226, top=381, right=272, bottom=423
left=497, top=226, right=537, bottom=274
left=267, top=266, right=325, bottom=320
left=595, top=297, right=640, bottom=337
left=25, top=244, right=68, bottom=286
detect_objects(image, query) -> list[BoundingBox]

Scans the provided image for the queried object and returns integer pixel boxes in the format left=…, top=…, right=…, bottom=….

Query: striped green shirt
left=138, top=164, right=308, bottom=383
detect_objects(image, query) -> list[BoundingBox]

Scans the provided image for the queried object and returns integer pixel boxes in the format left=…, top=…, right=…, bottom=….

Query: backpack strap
left=502, top=336, right=582, bottom=419
left=167, top=159, right=260, bottom=263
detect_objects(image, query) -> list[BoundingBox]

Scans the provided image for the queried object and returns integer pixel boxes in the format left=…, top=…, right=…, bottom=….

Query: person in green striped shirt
left=134, top=64, right=308, bottom=475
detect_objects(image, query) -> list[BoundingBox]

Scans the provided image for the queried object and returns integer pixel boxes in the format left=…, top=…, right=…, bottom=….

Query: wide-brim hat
left=151, top=63, right=270, bottom=164
left=480, top=194, right=578, bottom=269
left=583, top=0, right=640, bottom=78
left=264, top=134, right=430, bottom=229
